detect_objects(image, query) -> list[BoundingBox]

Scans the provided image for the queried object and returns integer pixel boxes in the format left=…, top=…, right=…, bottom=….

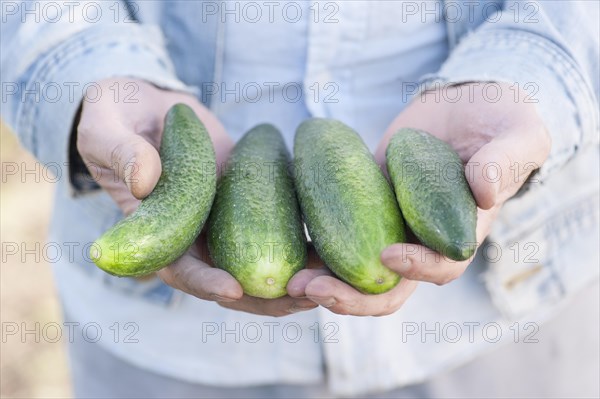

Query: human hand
left=77, top=78, right=232, bottom=214
left=77, top=78, right=317, bottom=316
left=288, top=82, right=550, bottom=316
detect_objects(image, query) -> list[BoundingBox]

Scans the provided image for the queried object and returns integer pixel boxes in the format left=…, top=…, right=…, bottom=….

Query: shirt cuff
left=416, top=29, right=599, bottom=187
left=13, top=24, right=196, bottom=194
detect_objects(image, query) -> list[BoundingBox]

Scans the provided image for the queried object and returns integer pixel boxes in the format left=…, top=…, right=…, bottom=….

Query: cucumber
left=294, top=118, right=406, bottom=294
left=386, top=128, right=477, bottom=261
left=207, top=124, right=307, bottom=299
left=90, top=103, right=216, bottom=276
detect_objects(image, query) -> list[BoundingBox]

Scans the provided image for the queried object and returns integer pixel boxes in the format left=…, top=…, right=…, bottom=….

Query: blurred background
left=1, top=122, right=73, bottom=398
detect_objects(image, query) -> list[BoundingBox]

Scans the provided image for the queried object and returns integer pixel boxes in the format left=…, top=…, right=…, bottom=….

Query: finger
left=287, top=267, right=332, bottom=297
left=77, top=119, right=162, bottom=200
left=218, top=295, right=318, bottom=317
left=77, top=96, right=163, bottom=200
left=305, top=276, right=418, bottom=316
left=380, top=206, right=499, bottom=285
left=157, top=254, right=243, bottom=302
left=467, top=127, right=550, bottom=210
left=380, top=243, right=470, bottom=285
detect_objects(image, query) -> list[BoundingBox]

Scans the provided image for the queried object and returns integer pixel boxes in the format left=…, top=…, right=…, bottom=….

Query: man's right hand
left=77, top=78, right=318, bottom=316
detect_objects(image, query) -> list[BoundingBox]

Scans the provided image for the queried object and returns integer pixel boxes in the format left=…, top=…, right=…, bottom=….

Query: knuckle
left=75, top=125, right=94, bottom=157
left=343, top=297, right=362, bottom=315
left=110, top=141, right=127, bottom=168
left=375, top=298, right=401, bottom=317
left=434, top=273, right=457, bottom=286
left=433, top=277, right=447, bottom=286
left=373, top=304, right=393, bottom=317
left=374, top=309, right=394, bottom=317
left=403, top=267, right=427, bottom=282
left=76, top=121, right=93, bottom=139
left=498, top=150, right=515, bottom=189
left=333, top=307, right=352, bottom=316
left=332, top=297, right=364, bottom=316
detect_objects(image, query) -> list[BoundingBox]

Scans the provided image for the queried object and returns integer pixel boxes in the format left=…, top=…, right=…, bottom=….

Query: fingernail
left=308, top=297, right=336, bottom=308
left=210, top=294, right=237, bottom=303
left=381, top=247, right=411, bottom=271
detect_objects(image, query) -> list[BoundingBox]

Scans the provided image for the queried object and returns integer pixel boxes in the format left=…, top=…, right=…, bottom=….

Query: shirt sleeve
left=0, top=1, right=195, bottom=191
left=417, top=1, right=599, bottom=184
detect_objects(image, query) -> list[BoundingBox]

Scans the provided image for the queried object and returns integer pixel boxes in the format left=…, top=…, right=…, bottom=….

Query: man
left=2, top=1, right=598, bottom=397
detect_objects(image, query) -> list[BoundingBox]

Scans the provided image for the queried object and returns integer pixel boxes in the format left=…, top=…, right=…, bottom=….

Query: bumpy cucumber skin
left=294, top=118, right=406, bottom=294
left=207, top=124, right=307, bottom=299
left=386, top=128, right=477, bottom=261
left=91, top=104, right=217, bottom=276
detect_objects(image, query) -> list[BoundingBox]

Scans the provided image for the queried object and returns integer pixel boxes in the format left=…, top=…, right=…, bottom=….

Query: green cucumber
left=386, top=128, right=477, bottom=261
left=294, top=118, right=406, bottom=294
left=207, top=124, right=307, bottom=299
left=90, top=103, right=216, bottom=276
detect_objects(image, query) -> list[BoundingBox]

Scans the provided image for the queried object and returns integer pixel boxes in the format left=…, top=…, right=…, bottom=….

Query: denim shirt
left=2, top=1, right=599, bottom=395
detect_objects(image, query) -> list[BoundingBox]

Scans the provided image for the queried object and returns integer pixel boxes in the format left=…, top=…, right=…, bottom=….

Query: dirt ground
left=1, top=124, right=73, bottom=398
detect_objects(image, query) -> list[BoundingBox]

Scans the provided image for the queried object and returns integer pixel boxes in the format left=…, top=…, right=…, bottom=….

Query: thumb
left=109, top=134, right=162, bottom=199
left=466, top=130, right=550, bottom=210
left=78, top=122, right=162, bottom=200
